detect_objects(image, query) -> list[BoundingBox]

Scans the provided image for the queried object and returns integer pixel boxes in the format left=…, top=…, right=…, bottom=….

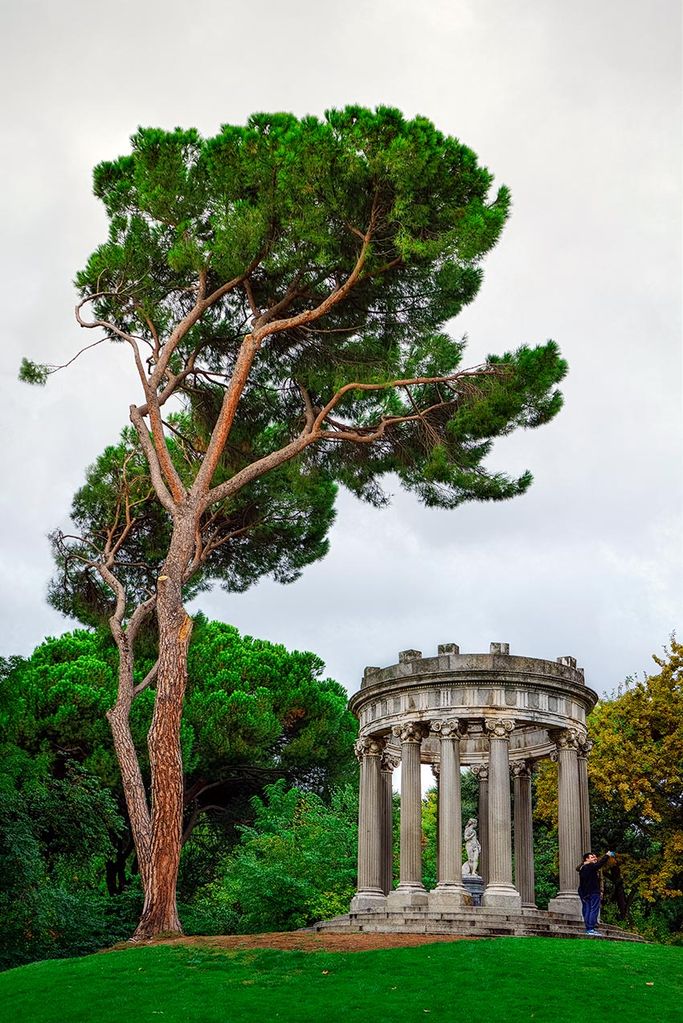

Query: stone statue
left=462, top=817, right=481, bottom=876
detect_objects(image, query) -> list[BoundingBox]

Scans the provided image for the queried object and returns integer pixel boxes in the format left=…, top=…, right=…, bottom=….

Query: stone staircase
left=312, top=907, right=645, bottom=942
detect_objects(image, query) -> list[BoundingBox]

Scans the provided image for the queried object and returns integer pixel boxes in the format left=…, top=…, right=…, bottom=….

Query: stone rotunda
left=315, top=641, right=652, bottom=940
left=349, top=641, right=595, bottom=921
left=315, top=642, right=644, bottom=940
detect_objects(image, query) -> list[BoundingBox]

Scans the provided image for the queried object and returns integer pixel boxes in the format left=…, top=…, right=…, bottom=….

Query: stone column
left=482, top=717, right=521, bottom=911
left=471, top=764, right=489, bottom=884
left=512, top=760, right=536, bottom=908
left=380, top=751, right=399, bottom=895
left=387, top=721, right=430, bottom=909
left=548, top=729, right=583, bottom=918
left=431, top=760, right=440, bottom=881
left=578, top=738, right=593, bottom=856
left=350, top=735, right=387, bottom=912
left=429, top=719, right=468, bottom=910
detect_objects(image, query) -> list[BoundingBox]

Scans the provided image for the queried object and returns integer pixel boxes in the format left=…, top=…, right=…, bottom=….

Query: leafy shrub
left=189, top=781, right=358, bottom=934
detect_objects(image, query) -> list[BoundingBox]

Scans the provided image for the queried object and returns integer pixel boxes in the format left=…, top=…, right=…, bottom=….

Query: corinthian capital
left=510, top=759, right=533, bottom=779
left=552, top=727, right=581, bottom=752
left=354, top=736, right=386, bottom=761
left=484, top=717, right=515, bottom=740
left=380, top=751, right=400, bottom=773
left=578, top=737, right=594, bottom=759
left=470, top=764, right=489, bottom=782
left=392, top=721, right=430, bottom=744
left=430, top=718, right=467, bottom=740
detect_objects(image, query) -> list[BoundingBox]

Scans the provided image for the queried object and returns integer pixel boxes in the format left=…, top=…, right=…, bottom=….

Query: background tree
left=0, top=656, right=128, bottom=968
left=192, top=780, right=359, bottom=934
left=534, top=639, right=683, bottom=940
left=2, top=621, right=356, bottom=899
left=23, top=106, right=568, bottom=938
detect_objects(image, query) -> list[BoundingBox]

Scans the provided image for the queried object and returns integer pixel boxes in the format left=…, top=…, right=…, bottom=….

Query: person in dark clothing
left=578, top=851, right=615, bottom=935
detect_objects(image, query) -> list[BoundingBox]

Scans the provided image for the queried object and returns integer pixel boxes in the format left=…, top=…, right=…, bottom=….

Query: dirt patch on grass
left=126, top=931, right=476, bottom=954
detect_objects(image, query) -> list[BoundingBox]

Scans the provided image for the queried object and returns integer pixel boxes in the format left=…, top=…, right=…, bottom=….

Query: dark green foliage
left=184, top=619, right=357, bottom=794
left=0, top=621, right=357, bottom=956
left=531, top=819, right=559, bottom=911
left=18, top=358, right=49, bottom=385
left=0, top=658, right=133, bottom=969
left=189, top=780, right=358, bottom=934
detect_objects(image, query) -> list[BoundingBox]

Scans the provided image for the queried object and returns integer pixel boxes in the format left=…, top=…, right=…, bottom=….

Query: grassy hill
left=2, top=937, right=681, bottom=1023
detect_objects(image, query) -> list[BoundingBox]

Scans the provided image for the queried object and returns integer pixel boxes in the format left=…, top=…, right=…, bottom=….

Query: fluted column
left=512, top=760, right=536, bottom=908
left=350, top=735, right=387, bottom=912
left=380, top=751, right=399, bottom=895
left=471, top=764, right=489, bottom=884
left=431, top=761, right=440, bottom=881
left=429, top=719, right=468, bottom=909
left=548, top=729, right=583, bottom=918
left=387, top=721, right=430, bottom=909
left=482, top=717, right=521, bottom=911
left=578, top=738, right=593, bottom=855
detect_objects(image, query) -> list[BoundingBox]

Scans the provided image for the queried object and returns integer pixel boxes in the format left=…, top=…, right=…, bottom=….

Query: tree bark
left=106, top=637, right=152, bottom=894
left=133, top=525, right=194, bottom=939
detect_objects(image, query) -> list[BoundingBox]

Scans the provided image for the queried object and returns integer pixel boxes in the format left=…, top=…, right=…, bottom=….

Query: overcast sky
left=1, top=0, right=680, bottom=702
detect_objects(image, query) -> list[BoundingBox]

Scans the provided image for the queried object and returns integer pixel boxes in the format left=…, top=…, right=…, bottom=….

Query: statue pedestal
left=462, top=872, right=485, bottom=906
left=428, top=882, right=467, bottom=911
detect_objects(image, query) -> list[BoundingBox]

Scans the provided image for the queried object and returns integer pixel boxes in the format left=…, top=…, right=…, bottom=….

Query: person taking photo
left=578, top=851, right=615, bottom=935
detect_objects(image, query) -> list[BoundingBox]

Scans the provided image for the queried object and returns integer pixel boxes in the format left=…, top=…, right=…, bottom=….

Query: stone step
left=312, top=909, right=645, bottom=942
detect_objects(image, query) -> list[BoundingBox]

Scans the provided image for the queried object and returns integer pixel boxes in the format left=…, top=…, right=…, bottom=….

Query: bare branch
left=243, top=277, right=261, bottom=320
left=134, top=659, right=159, bottom=696
left=129, top=405, right=176, bottom=514
left=76, top=296, right=149, bottom=389
left=145, top=398, right=187, bottom=504
left=312, top=366, right=494, bottom=433
left=38, top=336, right=108, bottom=376
left=99, top=563, right=127, bottom=635
left=254, top=232, right=372, bottom=342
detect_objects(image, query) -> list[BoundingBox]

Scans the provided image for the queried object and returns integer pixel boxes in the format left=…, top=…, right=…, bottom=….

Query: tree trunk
left=606, top=863, right=629, bottom=919
left=133, top=550, right=193, bottom=940
left=105, top=834, right=134, bottom=896
left=107, top=639, right=152, bottom=894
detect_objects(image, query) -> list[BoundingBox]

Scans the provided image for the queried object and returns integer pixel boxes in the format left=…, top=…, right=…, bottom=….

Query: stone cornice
left=360, top=651, right=589, bottom=691
left=350, top=668, right=597, bottom=719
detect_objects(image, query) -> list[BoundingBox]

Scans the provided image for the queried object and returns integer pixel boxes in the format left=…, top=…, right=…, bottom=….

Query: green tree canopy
left=534, top=640, right=683, bottom=939
left=2, top=620, right=357, bottom=896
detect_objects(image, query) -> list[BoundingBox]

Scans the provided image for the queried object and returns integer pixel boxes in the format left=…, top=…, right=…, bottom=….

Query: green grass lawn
left=2, top=938, right=681, bottom=1023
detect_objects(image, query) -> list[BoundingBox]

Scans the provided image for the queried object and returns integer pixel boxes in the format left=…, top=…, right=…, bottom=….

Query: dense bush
left=189, top=781, right=358, bottom=934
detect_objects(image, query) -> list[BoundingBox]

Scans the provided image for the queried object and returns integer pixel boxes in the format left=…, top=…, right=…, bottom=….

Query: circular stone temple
left=348, top=642, right=597, bottom=923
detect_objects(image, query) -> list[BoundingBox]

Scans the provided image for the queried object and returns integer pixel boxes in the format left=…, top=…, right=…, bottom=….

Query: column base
left=548, top=893, right=582, bottom=919
left=482, top=883, right=522, bottom=912
left=387, top=884, right=429, bottom=910
left=350, top=889, right=387, bottom=913
left=428, top=884, right=468, bottom=911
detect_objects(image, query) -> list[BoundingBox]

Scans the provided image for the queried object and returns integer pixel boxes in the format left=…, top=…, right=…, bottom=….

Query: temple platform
left=313, top=907, right=645, bottom=942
